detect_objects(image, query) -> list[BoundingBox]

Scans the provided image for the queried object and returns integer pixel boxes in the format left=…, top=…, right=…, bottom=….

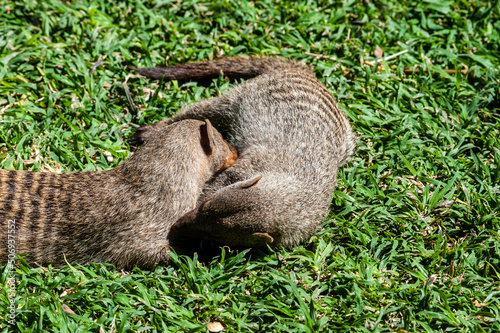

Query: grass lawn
left=1, top=0, right=499, bottom=331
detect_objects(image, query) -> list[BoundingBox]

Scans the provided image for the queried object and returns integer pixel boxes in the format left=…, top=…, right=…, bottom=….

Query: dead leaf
left=474, top=299, right=487, bottom=307
left=62, top=304, right=75, bottom=314
left=60, top=288, right=75, bottom=297
left=437, top=200, right=454, bottom=208
left=426, top=274, right=438, bottom=286
left=374, top=45, right=384, bottom=59
left=207, top=321, right=224, bottom=332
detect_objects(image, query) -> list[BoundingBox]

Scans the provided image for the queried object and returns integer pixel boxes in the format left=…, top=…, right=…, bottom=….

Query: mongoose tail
left=132, top=57, right=311, bottom=82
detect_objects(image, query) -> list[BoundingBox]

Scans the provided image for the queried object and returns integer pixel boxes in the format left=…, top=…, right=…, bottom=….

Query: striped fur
left=0, top=120, right=237, bottom=268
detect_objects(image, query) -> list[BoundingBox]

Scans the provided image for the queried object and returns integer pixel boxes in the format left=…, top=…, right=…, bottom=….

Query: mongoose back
left=0, top=119, right=237, bottom=268
left=133, top=57, right=356, bottom=248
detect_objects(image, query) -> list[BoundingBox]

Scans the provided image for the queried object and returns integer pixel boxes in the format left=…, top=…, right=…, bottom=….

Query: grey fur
left=133, top=57, right=356, bottom=248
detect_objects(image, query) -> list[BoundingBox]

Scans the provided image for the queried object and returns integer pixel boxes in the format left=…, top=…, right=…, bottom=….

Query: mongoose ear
left=200, top=119, right=215, bottom=155
left=239, top=175, right=263, bottom=189
left=250, top=232, right=274, bottom=246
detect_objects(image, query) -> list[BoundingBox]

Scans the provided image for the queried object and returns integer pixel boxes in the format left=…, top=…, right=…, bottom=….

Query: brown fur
left=0, top=119, right=237, bottom=268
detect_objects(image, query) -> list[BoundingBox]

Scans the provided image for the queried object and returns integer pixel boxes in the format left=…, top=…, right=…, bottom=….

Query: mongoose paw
left=128, top=124, right=156, bottom=146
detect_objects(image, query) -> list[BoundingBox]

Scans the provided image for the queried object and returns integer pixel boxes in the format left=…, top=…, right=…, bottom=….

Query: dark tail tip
left=133, top=67, right=171, bottom=80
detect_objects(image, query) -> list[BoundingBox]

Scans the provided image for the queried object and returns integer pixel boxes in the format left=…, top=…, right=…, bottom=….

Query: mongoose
left=0, top=119, right=237, bottom=268
left=132, top=57, right=356, bottom=248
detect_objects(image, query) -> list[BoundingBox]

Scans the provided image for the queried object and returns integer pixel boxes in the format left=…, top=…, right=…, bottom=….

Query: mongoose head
left=170, top=175, right=276, bottom=248
left=126, top=119, right=237, bottom=181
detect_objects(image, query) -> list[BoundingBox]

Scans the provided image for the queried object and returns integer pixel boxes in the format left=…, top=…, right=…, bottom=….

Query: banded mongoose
left=132, top=57, right=357, bottom=248
left=0, top=119, right=237, bottom=268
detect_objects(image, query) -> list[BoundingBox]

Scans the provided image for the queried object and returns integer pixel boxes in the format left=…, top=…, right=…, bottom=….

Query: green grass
left=1, top=0, right=499, bottom=331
